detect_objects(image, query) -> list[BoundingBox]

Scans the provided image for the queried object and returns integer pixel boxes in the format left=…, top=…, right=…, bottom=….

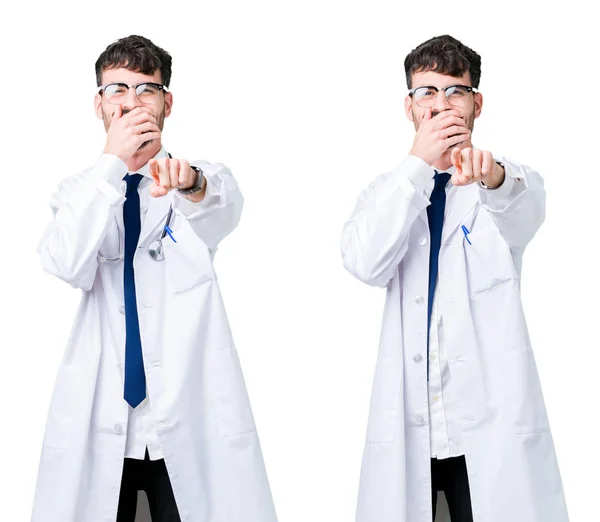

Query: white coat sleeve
left=37, top=154, right=128, bottom=291
left=171, top=161, right=243, bottom=252
left=478, top=156, right=545, bottom=252
left=341, top=155, right=434, bottom=288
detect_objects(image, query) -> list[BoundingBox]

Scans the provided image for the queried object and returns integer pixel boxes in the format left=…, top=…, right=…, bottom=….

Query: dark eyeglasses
left=408, top=85, right=477, bottom=108
left=98, top=82, right=168, bottom=105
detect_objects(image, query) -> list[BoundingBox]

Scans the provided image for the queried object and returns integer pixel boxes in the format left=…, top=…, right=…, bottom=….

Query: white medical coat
left=32, top=153, right=277, bottom=522
left=341, top=155, right=568, bottom=522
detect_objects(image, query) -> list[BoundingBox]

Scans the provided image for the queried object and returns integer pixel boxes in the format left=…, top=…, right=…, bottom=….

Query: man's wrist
left=177, top=166, right=205, bottom=194
left=481, top=161, right=505, bottom=190
left=408, top=148, right=435, bottom=167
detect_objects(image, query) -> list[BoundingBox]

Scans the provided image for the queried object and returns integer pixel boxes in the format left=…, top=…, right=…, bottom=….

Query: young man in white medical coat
left=341, top=35, right=568, bottom=522
left=32, top=35, right=277, bottom=522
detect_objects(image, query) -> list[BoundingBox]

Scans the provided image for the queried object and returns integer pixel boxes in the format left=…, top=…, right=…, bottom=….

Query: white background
left=1, top=1, right=597, bottom=520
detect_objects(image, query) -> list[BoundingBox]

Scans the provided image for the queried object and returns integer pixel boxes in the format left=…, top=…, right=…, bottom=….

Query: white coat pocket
left=212, top=348, right=256, bottom=437
left=43, top=364, right=82, bottom=450
left=163, top=219, right=216, bottom=295
left=463, top=224, right=518, bottom=297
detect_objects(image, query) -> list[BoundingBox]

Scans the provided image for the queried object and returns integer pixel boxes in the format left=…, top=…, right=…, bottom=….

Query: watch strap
left=177, top=166, right=205, bottom=195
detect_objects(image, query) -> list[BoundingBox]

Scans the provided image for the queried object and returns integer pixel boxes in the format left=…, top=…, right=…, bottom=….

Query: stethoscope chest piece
left=148, top=239, right=165, bottom=261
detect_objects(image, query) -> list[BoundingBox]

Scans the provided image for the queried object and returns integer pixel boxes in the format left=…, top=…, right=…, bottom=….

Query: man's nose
left=122, top=86, right=142, bottom=110
left=432, top=89, right=452, bottom=112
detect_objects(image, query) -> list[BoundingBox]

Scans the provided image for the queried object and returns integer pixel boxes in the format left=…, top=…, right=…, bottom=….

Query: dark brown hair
left=95, top=35, right=172, bottom=87
left=404, top=35, right=481, bottom=89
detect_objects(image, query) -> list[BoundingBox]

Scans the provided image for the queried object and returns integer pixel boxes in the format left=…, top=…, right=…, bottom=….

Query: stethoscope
left=98, top=207, right=175, bottom=263
left=147, top=206, right=176, bottom=261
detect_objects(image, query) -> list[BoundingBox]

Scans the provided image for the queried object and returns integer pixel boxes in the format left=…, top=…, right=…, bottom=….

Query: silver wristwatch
left=177, top=165, right=205, bottom=195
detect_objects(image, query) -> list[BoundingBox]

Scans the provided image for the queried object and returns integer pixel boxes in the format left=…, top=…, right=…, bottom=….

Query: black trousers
left=431, top=456, right=473, bottom=522
left=117, top=450, right=181, bottom=522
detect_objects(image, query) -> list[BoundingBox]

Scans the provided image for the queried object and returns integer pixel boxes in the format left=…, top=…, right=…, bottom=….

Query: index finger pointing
left=451, top=147, right=462, bottom=171
left=148, top=159, right=160, bottom=183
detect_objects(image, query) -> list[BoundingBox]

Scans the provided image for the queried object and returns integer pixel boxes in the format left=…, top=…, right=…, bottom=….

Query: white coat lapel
left=136, top=147, right=172, bottom=245
left=441, top=183, right=478, bottom=245
left=138, top=192, right=172, bottom=246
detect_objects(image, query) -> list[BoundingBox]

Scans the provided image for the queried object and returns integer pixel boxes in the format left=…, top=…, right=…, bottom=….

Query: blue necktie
left=123, top=174, right=146, bottom=408
left=426, top=172, right=451, bottom=378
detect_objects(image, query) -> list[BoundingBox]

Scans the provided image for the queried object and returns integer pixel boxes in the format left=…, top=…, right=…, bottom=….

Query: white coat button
left=430, top=352, right=438, bottom=361
left=419, top=237, right=428, bottom=246
left=114, top=424, right=123, bottom=435
left=413, top=354, right=423, bottom=363
left=415, top=415, right=426, bottom=426
left=415, top=295, right=425, bottom=305
left=118, top=305, right=125, bottom=314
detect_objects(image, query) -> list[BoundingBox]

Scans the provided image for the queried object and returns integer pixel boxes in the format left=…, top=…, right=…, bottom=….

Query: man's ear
left=474, top=91, right=483, bottom=119
left=164, top=91, right=173, bottom=117
left=94, top=93, right=103, bottom=120
left=404, top=95, right=414, bottom=122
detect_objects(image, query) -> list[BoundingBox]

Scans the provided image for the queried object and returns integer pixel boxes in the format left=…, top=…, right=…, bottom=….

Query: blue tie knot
left=124, top=173, right=143, bottom=196
left=433, top=172, right=452, bottom=191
